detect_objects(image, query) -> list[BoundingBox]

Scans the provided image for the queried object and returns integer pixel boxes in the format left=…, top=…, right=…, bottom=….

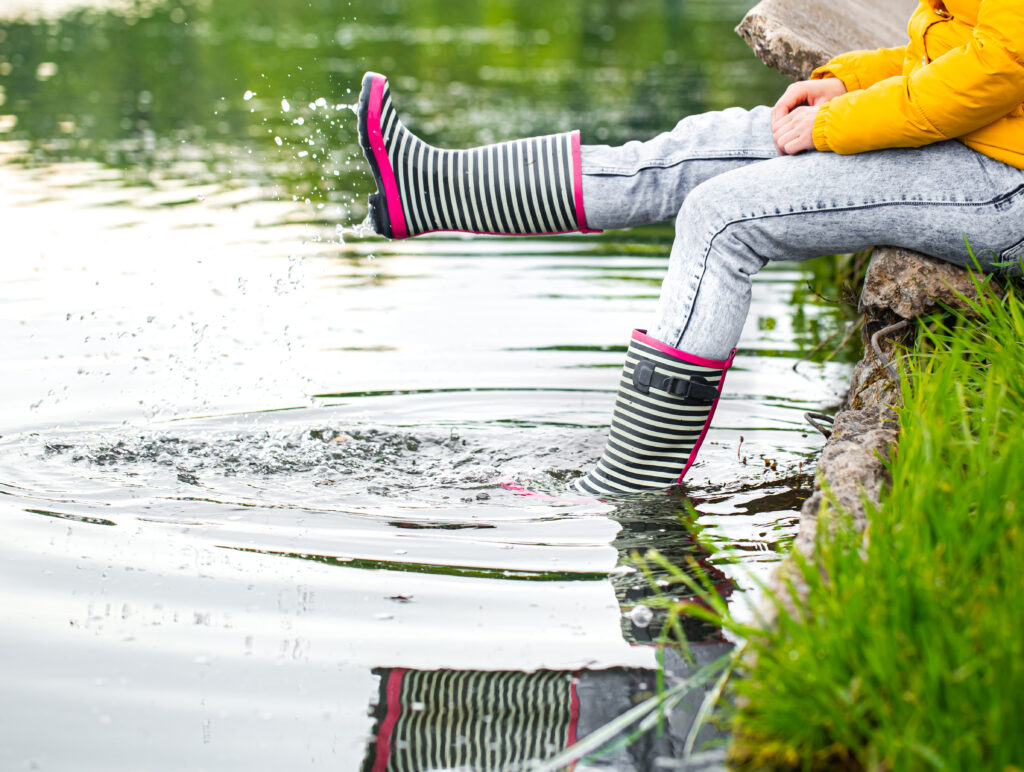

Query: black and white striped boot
left=357, top=72, right=598, bottom=239
left=570, top=330, right=735, bottom=496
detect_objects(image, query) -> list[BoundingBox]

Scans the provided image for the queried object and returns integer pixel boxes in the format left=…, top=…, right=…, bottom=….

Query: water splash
left=35, top=419, right=585, bottom=498
left=335, top=213, right=376, bottom=243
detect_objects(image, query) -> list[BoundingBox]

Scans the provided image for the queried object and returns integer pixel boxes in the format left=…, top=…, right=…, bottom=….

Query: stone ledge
left=859, top=246, right=1002, bottom=321
left=795, top=247, right=999, bottom=546
left=736, top=0, right=916, bottom=80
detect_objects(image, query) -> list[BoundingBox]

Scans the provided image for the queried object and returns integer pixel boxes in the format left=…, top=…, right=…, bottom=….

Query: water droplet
left=274, top=136, right=283, bottom=146
left=281, top=98, right=291, bottom=112
left=243, top=90, right=255, bottom=101
left=627, top=604, right=653, bottom=628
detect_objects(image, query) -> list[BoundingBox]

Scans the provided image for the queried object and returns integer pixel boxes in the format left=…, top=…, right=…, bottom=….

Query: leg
left=358, top=71, right=778, bottom=238
left=574, top=141, right=1024, bottom=495
left=653, top=139, right=1024, bottom=360
left=580, top=106, right=777, bottom=230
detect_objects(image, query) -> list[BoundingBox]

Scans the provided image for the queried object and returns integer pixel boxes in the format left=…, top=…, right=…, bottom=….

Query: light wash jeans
left=580, top=106, right=1024, bottom=360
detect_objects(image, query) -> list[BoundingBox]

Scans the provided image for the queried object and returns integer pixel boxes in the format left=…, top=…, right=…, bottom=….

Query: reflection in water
left=362, top=646, right=731, bottom=772
left=363, top=668, right=579, bottom=771
left=359, top=500, right=734, bottom=769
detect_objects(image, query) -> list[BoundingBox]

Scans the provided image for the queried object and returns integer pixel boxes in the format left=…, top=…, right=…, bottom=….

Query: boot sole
left=357, top=72, right=401, bottom=239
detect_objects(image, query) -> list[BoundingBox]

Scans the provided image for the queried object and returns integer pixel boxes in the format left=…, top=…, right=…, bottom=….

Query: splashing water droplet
left=243, top=90, right=255, bottom=101
left=627, top=604, right=654, bottom=628
left=334, top=213, right=377, bottom=242
left=281, top=98, right=291, bottom=113
left=274, top=136, right=283, bottom=146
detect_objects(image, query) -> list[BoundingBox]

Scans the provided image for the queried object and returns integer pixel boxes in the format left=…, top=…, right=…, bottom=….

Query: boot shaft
left=573, top=330, right=735, bottom=496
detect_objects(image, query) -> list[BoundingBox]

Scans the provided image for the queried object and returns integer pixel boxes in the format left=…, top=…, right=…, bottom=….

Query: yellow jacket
left=810, top=0, right=1024, bottom=169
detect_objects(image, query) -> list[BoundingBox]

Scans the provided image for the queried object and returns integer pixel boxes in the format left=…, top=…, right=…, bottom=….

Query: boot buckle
left=664, top=374, right=718, bottom=401
left=632, top=357, right=718, bottom=402
left=664, top=376, right=691, bottom=398
left=632, top=360, right=656, bottom=393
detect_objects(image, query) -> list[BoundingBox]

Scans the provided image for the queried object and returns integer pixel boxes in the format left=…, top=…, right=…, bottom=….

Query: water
left=0, top=1, right=855, bottom=769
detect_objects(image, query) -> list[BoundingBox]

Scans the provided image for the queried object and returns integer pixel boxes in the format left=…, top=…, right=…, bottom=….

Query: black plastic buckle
left=664, top=376, right=694, bottom=398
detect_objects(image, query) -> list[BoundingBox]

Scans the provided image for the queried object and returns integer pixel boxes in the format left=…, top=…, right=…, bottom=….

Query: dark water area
left=1, top=1, right=855, bottom=769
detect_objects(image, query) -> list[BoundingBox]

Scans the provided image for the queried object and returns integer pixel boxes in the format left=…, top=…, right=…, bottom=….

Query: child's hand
left=771, top=78, right=847, bottom=155
left=773, top=105, right=820, bottom=155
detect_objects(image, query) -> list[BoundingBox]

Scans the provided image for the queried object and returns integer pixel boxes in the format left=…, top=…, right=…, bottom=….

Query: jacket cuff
left=812, top=102, right=832, bottom=152
left=811, top=62, right=861, bottom=92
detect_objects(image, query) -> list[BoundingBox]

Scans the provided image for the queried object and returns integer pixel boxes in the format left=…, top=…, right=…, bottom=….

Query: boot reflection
left=609, top=494, right=734, bottom=645
left=361, top=497, right=733, bottom=771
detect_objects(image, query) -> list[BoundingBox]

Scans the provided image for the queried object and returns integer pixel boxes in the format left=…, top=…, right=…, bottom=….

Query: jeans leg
left=650, top=141, right=1024, bottom=361
left=580, top=106, right=778, bottom=230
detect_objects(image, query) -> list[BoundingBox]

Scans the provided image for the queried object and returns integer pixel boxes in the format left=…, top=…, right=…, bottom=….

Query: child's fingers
left=772, top=106, right=817, bottom=155
left=771, top=82, right=810, bottom=125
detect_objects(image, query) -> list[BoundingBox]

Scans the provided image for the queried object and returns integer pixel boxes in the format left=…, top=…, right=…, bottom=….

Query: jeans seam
left=586, top=149, right=778, bottom=177
left=1001, top=236, right=1024, bottom=260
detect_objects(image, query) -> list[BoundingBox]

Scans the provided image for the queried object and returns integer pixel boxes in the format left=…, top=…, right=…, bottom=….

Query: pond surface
left=0, top=1, right=854, bottom=769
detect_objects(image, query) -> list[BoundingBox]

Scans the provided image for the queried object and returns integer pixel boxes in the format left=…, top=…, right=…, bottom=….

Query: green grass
left=644, top=274, right=1024, bottom=771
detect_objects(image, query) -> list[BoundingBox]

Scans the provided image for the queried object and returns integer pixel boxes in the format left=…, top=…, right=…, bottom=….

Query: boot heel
left=367, top=193, right=393, bottom=239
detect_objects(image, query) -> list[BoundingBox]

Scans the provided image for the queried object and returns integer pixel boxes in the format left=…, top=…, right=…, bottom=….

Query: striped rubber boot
left=570, top=330, right=735, bottom=496
left=357, top=71, right=598, bottom=239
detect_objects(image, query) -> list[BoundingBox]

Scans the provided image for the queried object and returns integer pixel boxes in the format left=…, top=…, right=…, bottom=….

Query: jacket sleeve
left=813, top=0, right=1024, bottom=154
left=810, top=46, right=908, bottom=91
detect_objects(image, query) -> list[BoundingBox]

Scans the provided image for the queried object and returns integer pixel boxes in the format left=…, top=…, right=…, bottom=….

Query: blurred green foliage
left=0, top=0, right=786, bottom=193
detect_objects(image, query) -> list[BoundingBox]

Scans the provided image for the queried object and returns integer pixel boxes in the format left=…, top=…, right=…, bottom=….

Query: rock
left=736, top=0, right=916, bottom=80
left=858, top=246, right=1002, bottom=320
left=766, top=401, right=898, bottom=618
left=844, top=346, right=900, bottom=412
left=792, top=403, right=897, bottom=557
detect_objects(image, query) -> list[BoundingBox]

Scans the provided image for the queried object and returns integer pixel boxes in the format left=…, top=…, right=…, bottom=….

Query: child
left=357, top=0, right=1023, bottom=496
